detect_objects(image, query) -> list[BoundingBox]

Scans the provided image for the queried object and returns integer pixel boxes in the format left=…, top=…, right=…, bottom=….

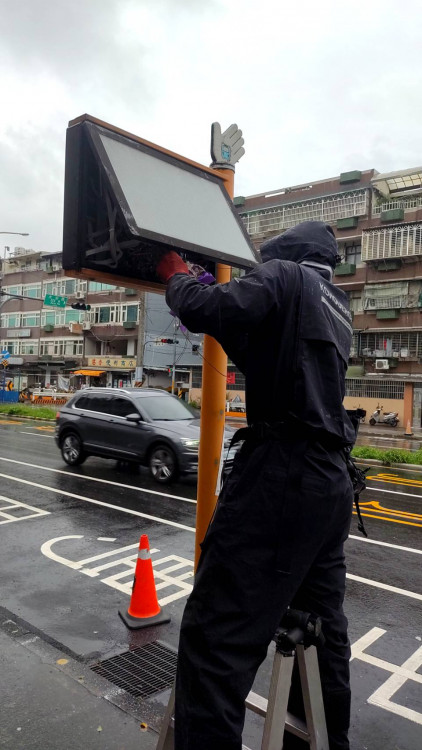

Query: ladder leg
left=261, top=652, right=294, bottom=750
left=156, top=681, right=176, bottom=750
left=297, top=645, right=329, bottom=750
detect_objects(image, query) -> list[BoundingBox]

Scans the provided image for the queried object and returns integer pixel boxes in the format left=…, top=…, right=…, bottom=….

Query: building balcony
left=240, top=189, right=369, bottom=238
left=362, top=224, right=422, bottom=262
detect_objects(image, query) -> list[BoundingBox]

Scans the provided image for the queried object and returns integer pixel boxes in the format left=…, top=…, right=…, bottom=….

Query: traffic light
left=71, top=302, right=91, bottom=310
left=160, top=338, right=179, bottom=344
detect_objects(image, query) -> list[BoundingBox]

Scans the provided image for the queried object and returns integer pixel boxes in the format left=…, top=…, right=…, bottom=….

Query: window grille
left=240, top=190, right=368, bottom=237
left=362, top=224, right=422, bottom=261
left=345, top=379, right=404, bottom=399
left=372, top=195, right=422, bottom=216
left=360, top=332, right=421, bottom=358
left=339, top=241, right=362, bottom=266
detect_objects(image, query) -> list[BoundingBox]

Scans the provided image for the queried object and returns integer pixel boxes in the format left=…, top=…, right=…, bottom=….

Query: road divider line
left=1, top=456, right=421, bottom=554
left=19, top=431, right=54, bottom=439
left=348, top=535, right=422, bottom=555
left=347, top=573, right=422, bottom=601
left=0, top=455, right=196, bottom=504
left=0, top=472, right=195, bottom=533
left=0, top=471, right=421, bottom=602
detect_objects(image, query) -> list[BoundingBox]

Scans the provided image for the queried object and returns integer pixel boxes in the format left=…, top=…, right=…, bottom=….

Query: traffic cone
left=405, top=420, right=414, bottom=437
left=119, top=534, right=170, bottom=629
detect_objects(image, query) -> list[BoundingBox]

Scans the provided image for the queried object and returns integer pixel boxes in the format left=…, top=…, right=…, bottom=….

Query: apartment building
left=0, top=248, right=202, bottom=395
left=235, top=166, right=422, bottom=428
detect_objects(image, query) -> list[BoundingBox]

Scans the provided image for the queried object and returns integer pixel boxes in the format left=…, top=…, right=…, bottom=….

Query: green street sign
left=44, top=294, right=68, bottom=308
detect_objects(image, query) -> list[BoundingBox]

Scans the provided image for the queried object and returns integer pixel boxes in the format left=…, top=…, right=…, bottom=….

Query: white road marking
left=19, top=431, right=54, bottom=439
left=351, top=628, right=422, bottom=725
left=41, top=536, right=193, bottom=606
left=348, top=534, right=422, bottom=555
left=0, top=472, right=194, bottom=532
left=347, top=573, right=422, bottom=601
left=97, top=537, right=116, bottom=542
left=0, top=456, right=196, bottom=504
left=1, top=466, right=420, bottom=600
left=0, top=494, right=49, bottom=524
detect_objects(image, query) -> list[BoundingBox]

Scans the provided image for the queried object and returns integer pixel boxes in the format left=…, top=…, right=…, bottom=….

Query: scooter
left=369, top=407, right=399, bottom=427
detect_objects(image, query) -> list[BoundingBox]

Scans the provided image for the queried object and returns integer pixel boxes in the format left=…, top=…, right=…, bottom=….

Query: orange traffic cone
left=405, top=420, right=414, bottom=437
left=119, top=534, right=170, bottom=629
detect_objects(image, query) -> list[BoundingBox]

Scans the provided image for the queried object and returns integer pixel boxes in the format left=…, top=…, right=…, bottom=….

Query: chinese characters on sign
left=87, top=357, right=136, bottom=370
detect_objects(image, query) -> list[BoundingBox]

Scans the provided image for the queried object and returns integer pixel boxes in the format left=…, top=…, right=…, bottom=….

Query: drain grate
left=91, top=641, right=178, bottom=699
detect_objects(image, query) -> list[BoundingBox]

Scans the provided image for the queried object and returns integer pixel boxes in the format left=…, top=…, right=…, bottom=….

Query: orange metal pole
left=194, top=168, right=234, bottom=568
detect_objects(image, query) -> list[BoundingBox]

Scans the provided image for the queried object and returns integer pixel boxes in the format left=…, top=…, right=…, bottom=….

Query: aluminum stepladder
left=156, top=608, right=329, bottom=750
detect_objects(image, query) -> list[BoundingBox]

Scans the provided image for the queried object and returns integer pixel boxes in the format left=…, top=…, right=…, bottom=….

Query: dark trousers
left=174, top=439, right=353, bottom=750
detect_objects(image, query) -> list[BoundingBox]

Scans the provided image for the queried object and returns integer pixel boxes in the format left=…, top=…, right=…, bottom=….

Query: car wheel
left=61, top=432, right=86, bottom=466
left=148, top=444, right=178, bottom=484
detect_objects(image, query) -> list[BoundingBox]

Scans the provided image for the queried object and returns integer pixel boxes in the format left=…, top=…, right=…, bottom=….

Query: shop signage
left=87, top=356, right=136, bottom=370
left=7, top=357, right=24, bottom=365
left=6, top=328, right=31, bottom=338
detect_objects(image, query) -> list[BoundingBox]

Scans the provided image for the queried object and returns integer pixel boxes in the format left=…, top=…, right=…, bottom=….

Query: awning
left=72, top=369, right=106, bottom=376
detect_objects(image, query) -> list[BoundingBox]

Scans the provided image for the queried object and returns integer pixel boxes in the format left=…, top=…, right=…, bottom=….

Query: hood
left=260, top=221, right=339, bottom=279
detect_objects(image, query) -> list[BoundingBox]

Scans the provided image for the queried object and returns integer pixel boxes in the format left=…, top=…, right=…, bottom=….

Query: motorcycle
left=369, top=407, right=399, bottom=427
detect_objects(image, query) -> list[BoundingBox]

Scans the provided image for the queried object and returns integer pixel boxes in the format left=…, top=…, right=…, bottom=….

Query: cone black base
left=119, top=607, right=171, bottom=630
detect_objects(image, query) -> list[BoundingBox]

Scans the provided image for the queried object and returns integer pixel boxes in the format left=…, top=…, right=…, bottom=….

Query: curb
left=354, top=457, right=422, bottom=473
left=0, top=414, right=55, bottom=423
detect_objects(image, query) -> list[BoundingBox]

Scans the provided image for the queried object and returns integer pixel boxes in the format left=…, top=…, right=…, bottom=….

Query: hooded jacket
left=166, top=221, right=355, bottom=445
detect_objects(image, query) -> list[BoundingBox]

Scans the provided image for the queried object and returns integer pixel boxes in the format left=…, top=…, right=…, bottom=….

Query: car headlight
left=180, top=438, right=200, bottom=448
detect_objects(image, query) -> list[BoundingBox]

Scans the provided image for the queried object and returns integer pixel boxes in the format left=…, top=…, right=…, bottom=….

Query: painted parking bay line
left=0, top=494, right=49, bottom=524
left=41, top=535, right=194, bottom=606
left=352, top=628, right=422, bottom=725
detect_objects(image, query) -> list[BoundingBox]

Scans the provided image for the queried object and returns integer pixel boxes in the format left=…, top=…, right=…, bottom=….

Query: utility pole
left=135, top=291, right=145, bottom=384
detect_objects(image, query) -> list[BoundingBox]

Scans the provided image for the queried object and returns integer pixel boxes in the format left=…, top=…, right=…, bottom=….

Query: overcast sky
left=1, top=0, right=422, bottom=254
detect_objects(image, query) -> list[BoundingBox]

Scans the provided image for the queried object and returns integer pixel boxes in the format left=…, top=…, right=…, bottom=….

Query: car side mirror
left=126, top=413, right=142, bottom=422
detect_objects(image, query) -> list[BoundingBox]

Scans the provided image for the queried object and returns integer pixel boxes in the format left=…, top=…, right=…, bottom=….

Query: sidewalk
left=0, top=615, right=158, bottom=750
left=357, top=421, right=422, bottom=440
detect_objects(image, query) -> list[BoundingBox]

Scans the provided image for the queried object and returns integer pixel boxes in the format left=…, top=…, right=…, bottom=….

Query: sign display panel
left=63, top=116, right=259, bottom=291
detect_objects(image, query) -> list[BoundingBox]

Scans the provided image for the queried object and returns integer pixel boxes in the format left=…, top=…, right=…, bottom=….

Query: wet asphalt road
left=0, top=417, right=421, bottom=750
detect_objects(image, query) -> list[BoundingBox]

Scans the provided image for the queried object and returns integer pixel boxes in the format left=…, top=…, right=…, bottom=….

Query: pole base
left=119, top=607, right=171, bottom=630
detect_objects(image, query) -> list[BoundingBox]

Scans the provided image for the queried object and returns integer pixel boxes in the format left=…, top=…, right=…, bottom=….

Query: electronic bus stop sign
left=62, top=115, right=259, bottom=290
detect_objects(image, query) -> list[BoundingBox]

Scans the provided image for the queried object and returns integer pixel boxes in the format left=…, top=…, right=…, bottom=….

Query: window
left=20, top=342, right=38, bottom=355
left=40, top=338, right=83, bottom=356
left=2, top=313, right=20, bottom=328
left=341, top=241, right=362, bottom=266
left=347, top=291, right=363, bottom=314
left=107, top=397, right=138, bottom=418
left=41, top=311, right=55, bottom=326
left=99, top=307, right=110, bottom=323
left=22, top=284, right=41, bottom=298
left=226, top=367, right=246, bottom=391
left=345, top=379, right=404, bottom=399
left=88, top=281, right=116, bottom=292
left=21, top=313, right=40, bottom=327
left=140, top=395, right=196, bottom=420
left=124, top=305, right=138, bottom=322
left=83, top=394, right=110, bottom=413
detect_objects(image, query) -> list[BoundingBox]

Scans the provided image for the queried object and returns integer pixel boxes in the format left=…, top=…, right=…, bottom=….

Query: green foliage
left=188, top=399, right=201, bottom=410
left=352, top=445, right=422, bottom=466
left=0, top=404, right=56, bottom=420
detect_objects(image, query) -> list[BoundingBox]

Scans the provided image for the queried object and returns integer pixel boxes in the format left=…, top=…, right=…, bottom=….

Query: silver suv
left=55, top=387, right=236, bottom=484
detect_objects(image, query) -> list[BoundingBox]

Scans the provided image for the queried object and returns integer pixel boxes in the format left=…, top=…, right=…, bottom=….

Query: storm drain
left=91, top=641, right=178, bottom=699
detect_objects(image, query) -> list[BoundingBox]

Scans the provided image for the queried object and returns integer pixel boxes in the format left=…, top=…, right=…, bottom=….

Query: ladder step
left=246, top=690, right=310, bottom=742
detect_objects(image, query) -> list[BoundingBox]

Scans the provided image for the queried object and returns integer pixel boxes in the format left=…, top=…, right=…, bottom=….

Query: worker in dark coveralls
left=156, top=221, right=356, bottom=750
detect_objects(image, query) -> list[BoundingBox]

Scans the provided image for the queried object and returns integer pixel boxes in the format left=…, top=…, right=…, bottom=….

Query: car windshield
left=140, top=395, right=197, bottom=421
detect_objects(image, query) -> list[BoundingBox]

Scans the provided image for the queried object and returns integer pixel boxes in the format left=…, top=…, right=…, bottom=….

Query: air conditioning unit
left=362, top=348, right=372, bottom=356
left=75, top=291, right=84, bottom=299
left=400, top=349, right=409, bottom=358
left=375, top=359, right=389, bottom=370
left=349, top=348, right=357, bottom=357
left=391, top=351, right=399, bottom=357
left=82, top=321, right=91, bottom=331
